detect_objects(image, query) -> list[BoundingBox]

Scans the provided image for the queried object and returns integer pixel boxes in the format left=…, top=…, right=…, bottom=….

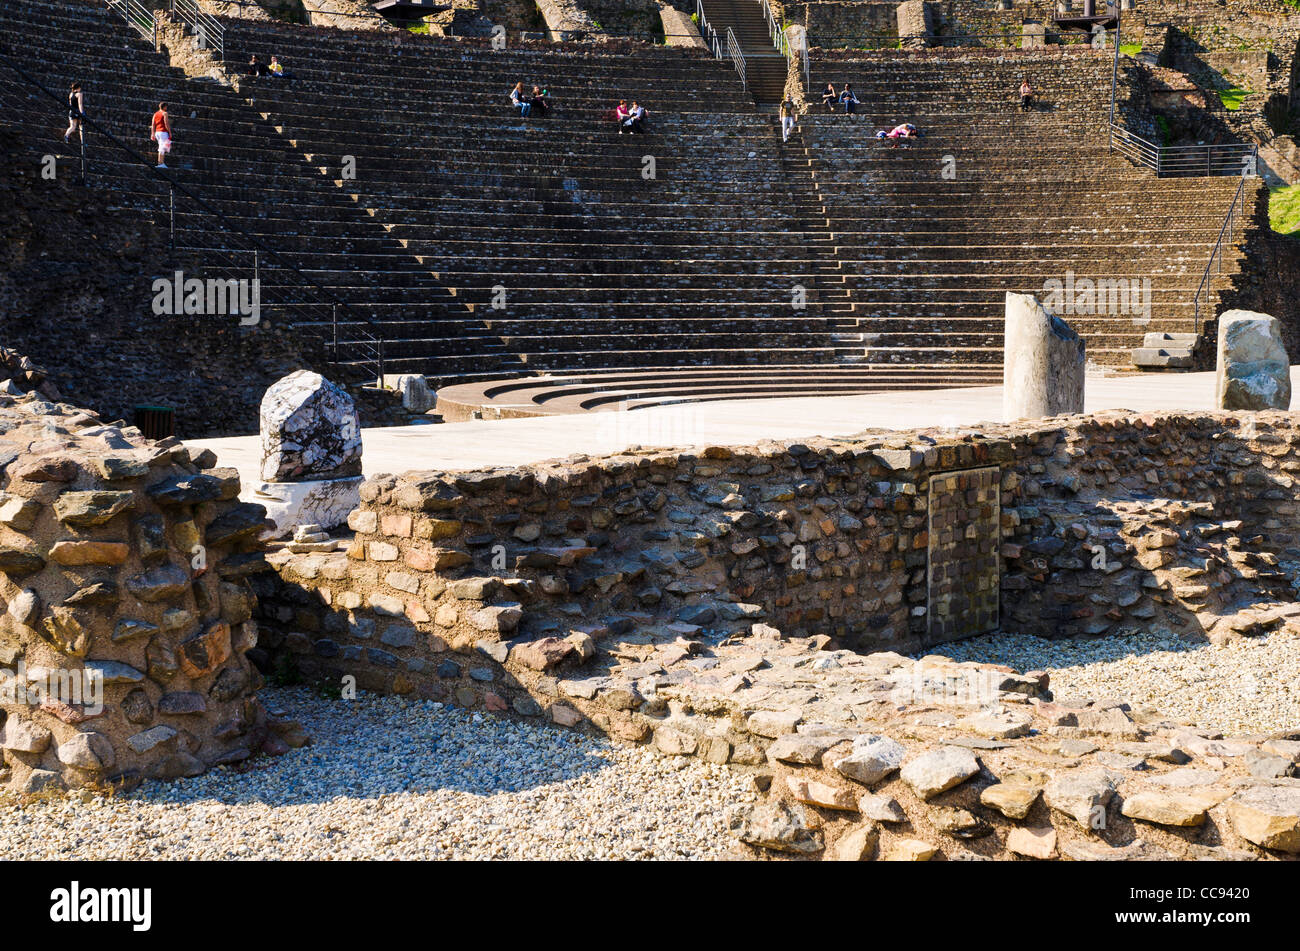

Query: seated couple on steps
left=510, top=82, right=552, bottom=117
left=248, top=55, right=294, bottom=80
left=615, top=100, right=648, bottom=133
left=820, top=83, right=859, bottom=114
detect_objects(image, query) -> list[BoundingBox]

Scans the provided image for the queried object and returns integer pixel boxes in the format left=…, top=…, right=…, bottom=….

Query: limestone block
left=253, top=476, right=363, bottom=539
left=393, top=374, right=434, bottom=414
left=1003, top=292, right=1086, bottom=421
left=259, top=370, right=362, bottom=482
left=1215, top=310, right=1291, bottom=411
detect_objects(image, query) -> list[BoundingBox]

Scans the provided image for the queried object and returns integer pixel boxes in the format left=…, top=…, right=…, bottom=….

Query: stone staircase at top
left=697, top=0, right=790, bottom=104
left=800, top=47, right=1260, bottom=368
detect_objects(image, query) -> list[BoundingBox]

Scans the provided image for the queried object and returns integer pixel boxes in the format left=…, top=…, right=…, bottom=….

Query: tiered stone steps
left=801, top=48, right=1257, bottom=368
left=433, top=364, right=1002, bottom=420
left=0, top=0, right=1256, bottom=410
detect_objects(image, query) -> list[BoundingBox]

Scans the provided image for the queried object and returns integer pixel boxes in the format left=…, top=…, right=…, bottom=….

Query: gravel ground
left=930, top=627, right=1300, bottom=736
left=0, top=690, right=755, bottom=860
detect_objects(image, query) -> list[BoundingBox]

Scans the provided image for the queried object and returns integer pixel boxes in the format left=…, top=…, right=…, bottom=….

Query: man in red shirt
left=151, top=102, right=171, bottom=169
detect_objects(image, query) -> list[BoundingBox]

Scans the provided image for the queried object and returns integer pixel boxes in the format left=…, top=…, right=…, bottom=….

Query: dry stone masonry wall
left=250, top=410, right=1300, bottom=861
left=0, top=371, right=306, bottom=793
left=249, top=412, right=1300, bottom=762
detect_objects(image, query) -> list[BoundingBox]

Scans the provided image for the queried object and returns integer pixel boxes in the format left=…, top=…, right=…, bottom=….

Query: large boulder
left=260, top=371, right=362, bottom=483
left=1003, top=292, right=1086, bottom=420
left=1215, top=310, right=1291, bottom=410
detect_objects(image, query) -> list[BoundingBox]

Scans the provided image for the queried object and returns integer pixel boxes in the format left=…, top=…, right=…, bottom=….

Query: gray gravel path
left=0, top=690, right=755, bottom=860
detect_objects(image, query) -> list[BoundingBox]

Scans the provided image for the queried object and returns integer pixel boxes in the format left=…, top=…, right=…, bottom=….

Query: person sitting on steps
left=820, top=82, right=837, bottom=112
left=839, top=84, right=859, bottom=115
left=615, top=99, right=630, bottom=131
left=623, top=101, right=647, bottom=134
left=269, top=56, right=295, bottom=81
left=529, top=85, right=551, bottom=118
left=248, top=55, right=268, bottom=77
left=1019, top=79, right=1034, bottom=111
left=511, top=81, right=531, bottom=117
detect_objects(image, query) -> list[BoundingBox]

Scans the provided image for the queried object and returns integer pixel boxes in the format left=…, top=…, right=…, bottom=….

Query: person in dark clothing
left=839, top=84, right=859, bottom=115
left=820, top=81, right=837, bottom=112
left=64, top=82, right=84, bottom=145
left=248, top=55, right=268, bottom=77
left=529, top=85, right=550, bottom=117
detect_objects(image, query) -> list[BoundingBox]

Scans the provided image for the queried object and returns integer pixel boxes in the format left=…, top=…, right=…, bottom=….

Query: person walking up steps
left=64, top=82, right=84, bottom=146
left=780, top=95, right=796, bottom=143
left=151, top=101, right=171, bottom=169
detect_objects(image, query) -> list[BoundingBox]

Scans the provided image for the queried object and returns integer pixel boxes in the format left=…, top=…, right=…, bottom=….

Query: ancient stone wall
left=254, top=410, right=1300, bottom=717
left=0, top=369, right=306, bottom=792
left=245, top=410, right=1300, bottom=861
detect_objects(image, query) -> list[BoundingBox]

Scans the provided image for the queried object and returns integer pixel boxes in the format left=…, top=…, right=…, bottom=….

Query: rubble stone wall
left=255, top=410, right=1300, bottom=719
left=0, top=375, right=304, bottom=793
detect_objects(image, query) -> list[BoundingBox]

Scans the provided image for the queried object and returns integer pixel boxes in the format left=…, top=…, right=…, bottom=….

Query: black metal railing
left=1192, top=168, right=1253, bottom=333
left=0, top=46, right=386, bottom=383
left=170, top=0, right=226, bottom=59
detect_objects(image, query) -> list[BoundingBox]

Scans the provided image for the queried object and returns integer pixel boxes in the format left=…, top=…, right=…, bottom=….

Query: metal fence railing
left=106, top=0, right=158, bottom=45
left=1108, top=122, right=1257, bottom=177
left=171, top=0, right=226, bottom=59
left=695, top=0, right=723, bottom=60
left=726, top=27, right=746, bottom=91
left=808, top=28, right=1115, bottom=50
left=760, top=0, right=789, bottom=57
left=1193, top=169, right=1253, bottom=333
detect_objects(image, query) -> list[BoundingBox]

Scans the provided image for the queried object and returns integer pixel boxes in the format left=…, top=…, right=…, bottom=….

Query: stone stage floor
left=187, top=367, right=1300, bottom=488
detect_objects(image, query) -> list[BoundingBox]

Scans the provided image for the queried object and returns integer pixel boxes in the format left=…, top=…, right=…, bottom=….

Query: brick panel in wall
left=927, top=466, right=1000, bottom=639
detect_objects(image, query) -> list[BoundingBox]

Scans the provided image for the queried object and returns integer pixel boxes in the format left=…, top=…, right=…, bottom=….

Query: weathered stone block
left=1215, top=310, right=1291, bottom=410
left=1003, top=292, right=1085, bottom=420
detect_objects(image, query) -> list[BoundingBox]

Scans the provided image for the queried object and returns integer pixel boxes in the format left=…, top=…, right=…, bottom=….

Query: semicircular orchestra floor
left=434, top=365, right=1005, bottom=421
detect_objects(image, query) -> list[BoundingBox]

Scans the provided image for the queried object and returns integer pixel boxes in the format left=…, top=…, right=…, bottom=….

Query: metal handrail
left=760, top=0, right=789, bottom=57
left=726, top=26, right=746, bottom=90
left=106, top=0, right=158, bottom=45
left=0, top=43, right=385, bottom=382
left=807, top=28, right=1115, bottom=49
left=1107, top=121, right=1257, bottom=177
left=695, top=0, right=722, bottom=59
left=171, top=0, right=226, bottom=59
left=1192, top=169, right=1252, bottom=333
